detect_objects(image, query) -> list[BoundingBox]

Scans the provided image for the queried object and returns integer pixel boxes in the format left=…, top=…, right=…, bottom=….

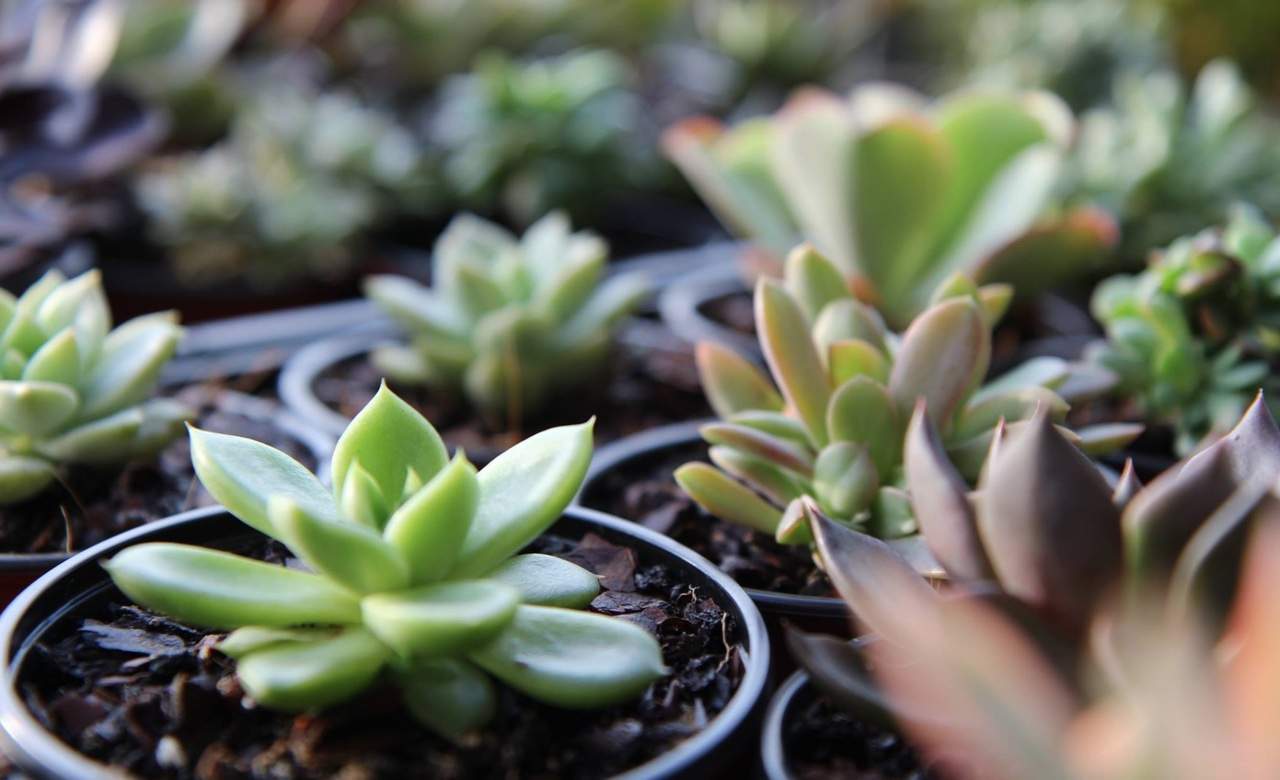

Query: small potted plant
left=579, top=245, right=1136, bottom=630
left=763, top=393, right=1280, bottom=777
left=0, top=269, right=331, bottom=603
left=279, top=211, right=711, bottom=461
left=0, top=386, right=769, bottom=778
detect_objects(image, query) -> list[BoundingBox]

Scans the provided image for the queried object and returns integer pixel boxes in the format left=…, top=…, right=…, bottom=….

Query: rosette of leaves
left=431, top=48, right=661, bottom=227
left=1088, top=207, right=1280, bottom=453
left=1071, top=59, right=1280, bottom=260
left=663, top=82, right=1115, bottom=327
left=0, top=269, right=187, bottom=504
left=136, top=86, right=429, bottom=288
left=674, top=246, right=1134, bottom=566
left=788, top=393, right=1280, bottom=778
left=105, top=385, right=665, bottom=739
left=364, top=212, right=648, bottom=425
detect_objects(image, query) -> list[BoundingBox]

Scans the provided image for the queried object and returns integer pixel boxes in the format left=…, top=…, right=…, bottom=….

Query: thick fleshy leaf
left=22, top=327, right=78, bottom=386
left=695, top=342, right=782, bottom=419
left=384, top=454, right=479, bottom=585
left=905, top=403, right=993, bottom=581
left=469, top=605, right=666, bottom=708
left=972, top=207, right=1117, bottom=298
left=828, top=339, right=889, bottom=385
left=787, top=629, right=897, bottom=723
left=218, top=627, right=338, bottom=659
left=700, top=422, right=814, bottom=477
left=1073, top=423, right=1143, bottom=455
left=36, top=407, right=142, bottom=463
left=34, top=270, right=108, bottom=335
left=826, top=376, right=900, bottom=477
left=954, top=386, right=1068, bottom=440
left=709, top=446, right=805, bottom=507
left=757, top=278, right=832, bottom=447
left=969, top=357, right=1069, bottom=405
left=675, top=462, right=783, bottom=533
left=813, top=443, right=878, bottom=517
left=0, top=381, right=78, bottom=436
left=556, top=273, right=648, bottom=349
left=104, top=543, right=361, bottom=628
left=364, top=275, right=469, bottom=341
left=889, top=298, right=988, bottom=430
left=784, top=244, right=849, bottom=321
left=978, top=411, right=1122, bottom=632
left=813, top=298, right=887, bottom=354
left=236, top=628, right=390, bottom=711
left=1182, top=392, right=1280, bottom=495
left=728, top=410, right=813, bottom=446
left=362, top=580, right=519, bottom=658
left=1221, top=519, right=1280, bottom=770
left=399, top=658, right=496, bottom=741
left=125, top=399, right=192, bottom=458
left=332, top=384, right=449, bottom=511
left=807, top=502, right=940, bottom=647
left=340, top=462, right=391, bottom=530
left=535, top=238, right=606, bottom=323
left=1167, top=482, right=1269, bottom=624
left=77, top=316, right=181, bottom=419
left=453, top=262, right=507, bottom=318
left=486, top=553, right=600, bottom=608
left=775, top=497, right=812, bottom=545
left=369, top=343, right=435, bottom=385
left=270, top=496, right=410, bottom=595
left=1111, top=460, right=1141, bottom=510
left=452, top=420, right=593, bottom=577
left=0, top=456, right=56, bottom=504
left=189, top=426, right=338, bottom=539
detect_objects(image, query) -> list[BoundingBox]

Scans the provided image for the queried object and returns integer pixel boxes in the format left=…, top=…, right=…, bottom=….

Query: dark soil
left=17, top=530, right=745, bottom=779
left=699, top=291, right=755, bottom=338
left=312, top=329, right=710, bottom=463
left=581, top=439, right=833, bottom=598
left=784, top=692, right=932, bottom=780
left=0, top=385, right=319, bottom=555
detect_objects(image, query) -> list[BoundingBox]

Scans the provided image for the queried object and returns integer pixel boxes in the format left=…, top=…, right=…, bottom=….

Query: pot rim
left=0, top=505, right=770, bottom=780
left=0, top=389, right=334, bottom=571
left=580, top=419, right=848, bottom=618
left=656, top=248, right=760, bottom=359
left=277, top=327, right=399, bottom=439
left=760, top=666, right=810, bottom=780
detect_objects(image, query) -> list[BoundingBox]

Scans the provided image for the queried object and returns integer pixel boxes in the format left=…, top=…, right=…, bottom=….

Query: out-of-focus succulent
left=1071, top=59, right=1280, bottom=261
left=364, top=212, right=648, bottom=425
left=673, top=246, right=1133, bottom=564
left=136, top=86, right=429, bottom=288
left=1089, top=207, right=1280, bottom=454
left=0, top=269, right=187, bottom=504
left=105, top=386, right=664, bottom=739
left=789, top=394, right=1280, bottom=778
left=665, top=82, right=1115, bottom=327
left=431, top=48, right=662, bottom=227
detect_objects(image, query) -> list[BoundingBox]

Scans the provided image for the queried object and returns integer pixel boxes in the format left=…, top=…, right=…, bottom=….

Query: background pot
left=657, top=247, right=759, bottom=358
left=0, top=505, right=770, bottom=780
left=0, top=390, right=332, bottom=606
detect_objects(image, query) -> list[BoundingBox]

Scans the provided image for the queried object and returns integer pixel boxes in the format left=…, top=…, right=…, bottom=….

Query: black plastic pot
left=760, top=668, right=822, bottom=780
left=0, top=390, right=333, bottom=606
left=0, top=505, right=771, bottom=780
left=657, top=247, right=759, bottom=359
left=578, top=422, right=851, bottom=658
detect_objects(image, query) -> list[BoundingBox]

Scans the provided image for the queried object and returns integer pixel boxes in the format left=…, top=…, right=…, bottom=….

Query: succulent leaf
left=695, top=342, right=783, bottom=419
left=270, top=496, right=411, bottom=596
left=486, top=554, right=600, bottom=608
left=332, top=383, right=449, bottom=510
left=675, top=462, right=783, bottom=534
left=889, top=297, right=989, bottom=428
left=757, top=277, right=831, bottom=446
left=398, top=659, right=496, bottom=742
left=235, top=628, right=390, bottom=711
left=383, top=453, right=479, bottom=585
left=362, top=580, right=520, bottom=658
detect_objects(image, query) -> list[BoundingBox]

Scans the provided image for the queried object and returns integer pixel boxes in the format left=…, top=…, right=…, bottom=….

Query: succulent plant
left=0, top=269, right=188, bottom=504
left=1089, top=206, right=1280, bottom=454
left=674, top=245, right=1134, bottom=564
left=136, top=85, right=429, bottom=288
left=364, top=212, right=649, bottom=425
left=105, top=385, right=665, bottom=739
left=431, top=48, right=663, bottom=227
left=664, top=81, right=1116, bottom=327
left=789, top=393, right=1280, bottom=778
left=1070, top=59, right=1280, bottom=261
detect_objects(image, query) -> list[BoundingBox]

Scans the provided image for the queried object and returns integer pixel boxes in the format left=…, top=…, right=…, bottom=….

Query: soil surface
left=0, top=384, right=319, bottom=555
left=17, top=530, right=746, bottom=779
left=581, top=439, right=833, bottom=597
left=312, top=328, right=710, bottom=463
left=783, top=692, right=932, bottom=780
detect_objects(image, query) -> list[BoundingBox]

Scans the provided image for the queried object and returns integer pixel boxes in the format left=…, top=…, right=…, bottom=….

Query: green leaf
left=269, top=496, right=410, bottom=595
left=36, top=407, right=143, bottom=463
left=218, top=627, right=339, bottom=659
left=889, top=298, right=989, bottom=430
left=828, top=340, right=889, bottom=386
left=470, top=605, right=665, bottom=708
left=968, top=357, right=1069, bottom=405
left=332, top=383, right=449, bottom=510
left=695, top=342, right=782, bottom=419
left=826, top=376, right=901, bottom=477
left=1, top=310, right=45, bottom=356
left=675, top=462, right=782, bottom=534
left=727, top=410, right=813, bottom=445
left=556, top=273, right=648, bottom=349
left=454, top=262, right=508, bottom=318
left=399, top=658, right=496, bottom=741
left=189, top=427, right=338, bottom=539
left=1073, top=423, right=1143, bottom=456
left=953, top=387, right=1068, bottom=440
left=77, top=316, right=181, bottom=420
left=363, top=275, right=469, bottom=342
left=452, top=420, right=593, bottom=577
left=362, top=580, right=519, bottom=658
left=486, top=553, right=600, bottom=608
left=971, top=207, right=1116, bottom=298
left=0, top=456, right=56, bottom=504
left=813, top=299, right=887, bottom=354
left=22, top=327, right=79, bottom=386
left=0, top=381, right=78, bottom=436
left=34, top=270, right=109, bottom=335
left=700, top=422, right=814, bottom=477
left=813, top=443, right=878, bottom=517
left=708, top=445, right=805, bottom=507
left=339, top=461, right=391, bottom=530
left=535, top=238, right=606, bottom=323
left=384, top=453, right=479, bottom=585
left=236, top=628, right=390, bottom=711
left=784, top=244, right=849, bottom=321
left=104, top=543, right=362, bottom=628
left=757, top=278, right=831, bottom=447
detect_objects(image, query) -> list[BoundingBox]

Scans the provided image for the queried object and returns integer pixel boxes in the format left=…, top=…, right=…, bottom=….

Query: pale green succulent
left=364, top=212, right=648, bottom=424
left=0, top=270, right=187, bottom=504
left=664, top=82, right=1116, bottom=327
left=106, top=385, right=665, bottom=739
